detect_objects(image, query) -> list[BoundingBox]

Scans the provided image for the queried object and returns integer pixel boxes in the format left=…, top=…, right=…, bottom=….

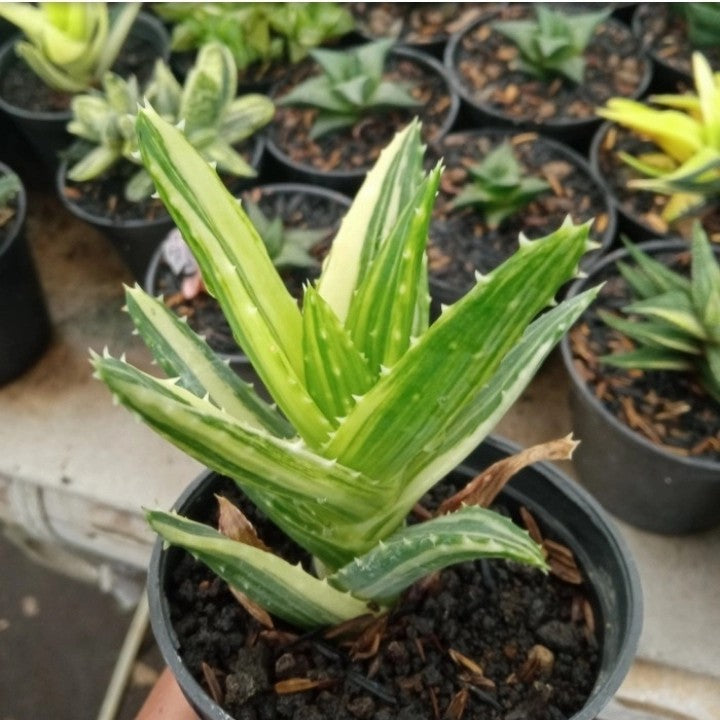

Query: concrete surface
left=1, top=188, right=719, bottom=718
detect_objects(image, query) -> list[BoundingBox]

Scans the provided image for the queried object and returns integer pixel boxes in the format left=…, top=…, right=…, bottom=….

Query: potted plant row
left=0, top=161, right=51, bottom=385
left=444, top=4, right=651, bottom=151
left=0, top=2, right=169, bottom=168
left=426, top=128, right=616, bottom=307
left=91, top=107, right=642, bottom=719
left=561, top=225, right=720, bottom=534
left=56, top=42, right=273, bottom=282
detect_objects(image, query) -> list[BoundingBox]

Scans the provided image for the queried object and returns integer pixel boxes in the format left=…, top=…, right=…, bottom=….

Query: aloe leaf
left=616, top=260, right=660, bottom=299
left=690, top=223, right=720, bottom=338
left=67, top=145, right=121, bottom=181
left=309, top=112, right=358, bottom=140
left=302, top=286, right=375, bottom=421
left=598, top=311, right=702, bottom=355
left=317, top=120, right=424, bottom=322
left=14, top=41, right=87, bottom=92
left=699, top=346, right=720, bottom=402
left=330, top=506, right=546, bottom=604
left=203, top=140, right=257, bottom=177
left=96, top=2, right=140, bottom=78
left=124, top=169, right=155, bottom=203
left=135, top=106, right=334, bottom=447
left=326, top=220, right=593, bottom=483
left=600, top=347, right=694, bottom=371
left=220, top=94, right=275, bottom=144
left=124, top=285, right=293, bottom=436
left=390, top=286, right=600, bottom=523
left=626, top=291, right=709, bottom=340
left=147, top=510, right=372, bottom=628
left=346, top=165, right=440, bottom=371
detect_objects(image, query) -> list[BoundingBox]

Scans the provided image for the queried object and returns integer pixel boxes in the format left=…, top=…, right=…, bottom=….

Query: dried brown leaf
left=519, top=507, right=544, bottom=545
left=515, top=644, right=554, bottom=683
left=449, top=649, right=484, bottom=677
left=216, top=495, right=269, bottom=551
left=201, top=662, right=223, bottom=704
left=445, top=687, right=469, bottom=719
left=437, top=435, right=579, bottom=513
left=228, top=586, right=274, bottom=628
left=274, top=677, right=336, bottom=694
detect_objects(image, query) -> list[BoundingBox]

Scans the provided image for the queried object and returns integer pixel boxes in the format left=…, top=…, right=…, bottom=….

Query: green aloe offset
left=493, top=5, right=609, bottom=84
left=277, top=39, right=420, bottom=139
left=600, top=223, right=720, bottom=403
left=0, top=2, right=140, bottom=93
left=65, top=42, right=274, bottom=202
left=92, top=106, right=601, bottom=628
left=452, top=140, right=550, bottom=229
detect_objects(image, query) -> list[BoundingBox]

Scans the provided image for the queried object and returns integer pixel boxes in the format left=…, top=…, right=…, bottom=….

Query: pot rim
left=444, top=6, right=652, bottom=131
left=0, top=159, right=26, bottom=258
left=265, top=45, right=461, bottom=182
left=143, top=181, right=353, bottom=367
left=0, top=12, right=169, bottom=122
left=147, top=433, right=643, bottom=720
left=55, top=135, right=265, bottom=233
left=560, top=237, right=720, bottom=474
left=427, top=126, right=618, bottom=299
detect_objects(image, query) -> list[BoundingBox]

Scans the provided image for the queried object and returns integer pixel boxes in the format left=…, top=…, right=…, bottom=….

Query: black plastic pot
left=265, top=46, right=460, bottom=195
left=0, top=12, right=169, bottom=170
left=144, top=182, right=352, bottom=372
left=427, top=127, right=618, bottom=309
left=56, top=137, right=265, bottom=282
left=147, top=434, right=642, bottom=720
left=444, top=6, right=652, bottom=153
left=0, top=162, right=51, bottom=385
left=560, top=240, right=720, bottom=534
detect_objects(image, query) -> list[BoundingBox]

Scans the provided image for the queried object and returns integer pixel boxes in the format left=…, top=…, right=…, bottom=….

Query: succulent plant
left=677, top=3, right=720, bottom=49
left=451, top=140, right=550, bottom=229
left=597, top=52, right=720, bottom=224
left=91, top=106, right=599, bottom=629
left=492, top=5, right=610, bottom=84
left=600, top=224, right=720, bottom=404
left=0, top=2, right=140, bottom=93
left=155, top=2, right=354, bottom=72
left=277, top=38, right=420, bottom=139
left=66, top=42, right=274, bottom=202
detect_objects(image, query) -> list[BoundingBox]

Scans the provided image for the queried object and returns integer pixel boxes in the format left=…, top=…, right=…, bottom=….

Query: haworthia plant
left=600, top=224, right=720, bottom=403
left=92, top=107, right=600, bottom=628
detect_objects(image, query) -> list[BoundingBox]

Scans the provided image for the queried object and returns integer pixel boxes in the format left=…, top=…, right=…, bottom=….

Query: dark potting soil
left=0, top=30, right=160, bottom=113
left=153, top=187, right=348, bottom=357
left=594, top=124, right=720, bottom=242
left=167, top=476, right=599, bottom=720
left=349, top=3, right=491, bottom=47
left=269, top=54, right=454, bottom=174
left=427, top=132, right=611, bottom=295
left=633, top=3, right=720, bottom=80
left=452, top=5, right=646, bottom=125
left=569, top=249, right=720, bottom=461
left=61, top=161, right=168, bottom=225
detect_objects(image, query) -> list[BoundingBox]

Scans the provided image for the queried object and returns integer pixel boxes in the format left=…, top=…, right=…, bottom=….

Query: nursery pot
left=427, top=127, right=618, bottom=309
left=147, top=434, right=642, bottom=720
left=0, top=162, right=51, bottom=385
left=560, top=240, right=720, bottom=534
left=56, top=137, right=264, bottom=282
left=0, top=13, right=169, bottom=169
left=444, top=6, right=652, bottom=153
left=265, top=46, right=460, bottom=195
left=143, top=182, right=351, bottom=375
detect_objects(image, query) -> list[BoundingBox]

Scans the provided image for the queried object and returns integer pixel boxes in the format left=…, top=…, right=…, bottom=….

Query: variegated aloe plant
left=91, top=107, right=599, bottom=629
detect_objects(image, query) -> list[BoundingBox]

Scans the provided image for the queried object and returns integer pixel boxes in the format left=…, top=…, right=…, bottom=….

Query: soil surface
left=569, top=248, right=720, bottom=461
left=450, top=4, right=647, bottom=125
left=165, top=473, right=599, bottom=720
left=151, top=186, right=349, bottom=357
left=349, top=3, right=491, bottom=47
left=269, top=52, right=454, bottom=174
left=633, top=3, right=720, bottom=80
left=0, top=31, right=160, bottom=113
left=427, top=131, right=612, bottom=299
left=593, top=123, right=720, bottom=242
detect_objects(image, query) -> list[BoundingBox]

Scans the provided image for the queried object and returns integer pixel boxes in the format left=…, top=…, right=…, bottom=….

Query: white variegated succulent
left=91, top=107, right=599, bottom=629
